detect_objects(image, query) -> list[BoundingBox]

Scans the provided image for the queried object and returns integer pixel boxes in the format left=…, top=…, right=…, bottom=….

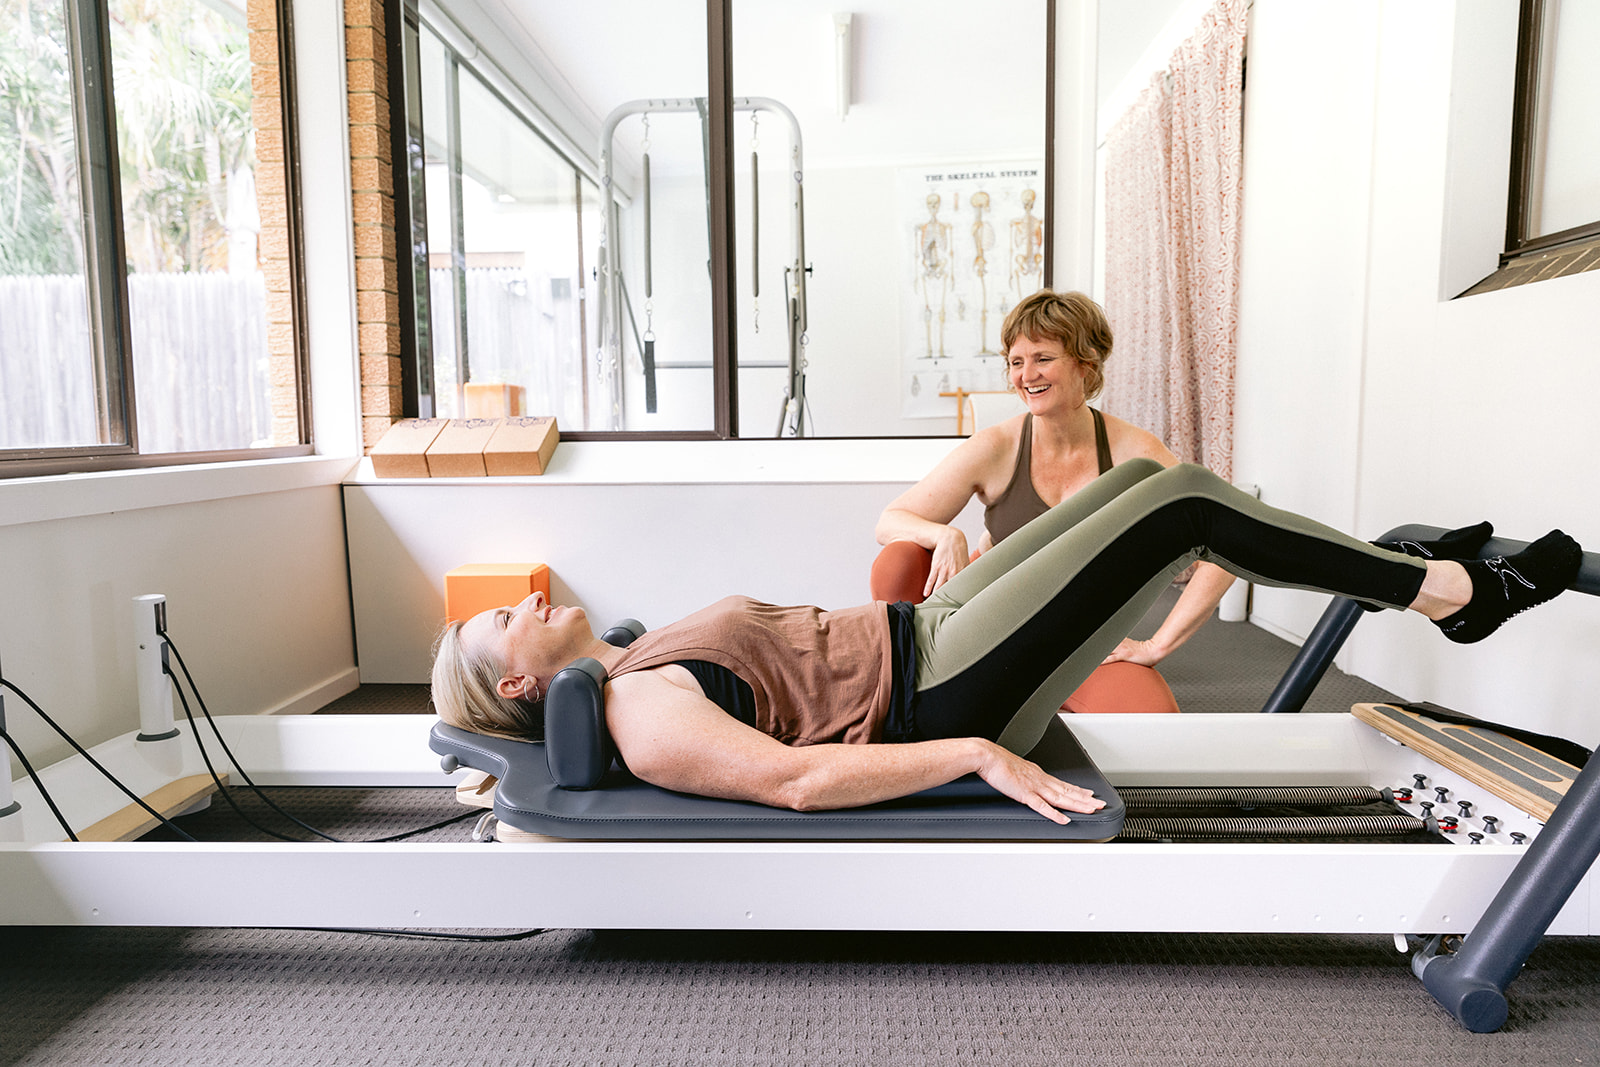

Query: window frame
left=1504, top=0, right=1600, bottom=262
left=0, top=0, right=312, bottom=479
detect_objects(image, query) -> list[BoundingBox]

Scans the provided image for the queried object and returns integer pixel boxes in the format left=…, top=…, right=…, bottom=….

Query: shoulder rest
left=545, top=618, right=644, bottom=789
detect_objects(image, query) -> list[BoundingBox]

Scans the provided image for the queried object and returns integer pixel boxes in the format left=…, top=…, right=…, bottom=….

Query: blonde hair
left=430, top=620, right=544, bottom=740
left=1001, top=289, right=1113, bottom=401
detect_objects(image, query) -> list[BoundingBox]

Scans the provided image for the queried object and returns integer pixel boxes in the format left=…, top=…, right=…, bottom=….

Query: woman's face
left=1006, top=335, right=1086, bottom=415
left=458, top=591, right=593, bottom=697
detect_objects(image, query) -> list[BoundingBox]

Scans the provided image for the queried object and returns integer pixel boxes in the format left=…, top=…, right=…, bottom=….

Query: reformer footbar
left=427, top=619, right=1126, bottom=842
left=1262, top=525, right=1600, bottom=1034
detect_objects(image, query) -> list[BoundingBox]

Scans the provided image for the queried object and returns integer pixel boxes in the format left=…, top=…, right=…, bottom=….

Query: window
left=0, top=0, right=305, bottom=476
left=410, top=20, right=606, bottom=430
left=1507, top=0, right=1600, bottom=259
left=399, top=0, right=1053, bottom=439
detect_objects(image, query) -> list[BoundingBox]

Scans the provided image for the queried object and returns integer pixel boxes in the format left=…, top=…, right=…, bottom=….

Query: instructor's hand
left=1102, top=636, right=1167, bottom=667
left=924, top=527, right=971, bottom=597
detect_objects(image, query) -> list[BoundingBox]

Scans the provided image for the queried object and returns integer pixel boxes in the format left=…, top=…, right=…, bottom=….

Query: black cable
left=0, top=724, right=78, bottom=842
left=164, top=675, right=319, bottom=842
left=0, top=678, right=198, bottom=842
left=164, top=666, right=338, bottom=842
left=279, top=926, right=550, bottom=943
left=159, top=630, right=477, bottom=844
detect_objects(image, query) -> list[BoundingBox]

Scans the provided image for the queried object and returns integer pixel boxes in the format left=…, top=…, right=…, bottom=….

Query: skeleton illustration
left=1010, top=188, right=1043, bottom=295
left=915, top=193, right=953, bottom=358
left=970, top=190, right=997, bottom=354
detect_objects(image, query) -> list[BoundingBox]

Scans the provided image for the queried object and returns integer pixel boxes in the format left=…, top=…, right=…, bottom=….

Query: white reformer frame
left=1, top=710, right=1586, bottom=937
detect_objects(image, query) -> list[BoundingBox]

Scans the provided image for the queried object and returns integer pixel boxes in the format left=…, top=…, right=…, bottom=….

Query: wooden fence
left=0, top=272, right=270, bottom=453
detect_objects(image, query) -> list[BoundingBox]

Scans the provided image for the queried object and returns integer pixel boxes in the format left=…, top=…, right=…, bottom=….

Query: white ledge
left=1, top=455, right=361, bottom=528
left=343, top=437, right=964, bottom=487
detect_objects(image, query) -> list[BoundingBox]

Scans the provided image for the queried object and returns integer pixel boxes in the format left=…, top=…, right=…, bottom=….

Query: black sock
left=1357, top=521, right=1496, bottom=611
left=1375, top=520, right=1494, bottom=560
left=1433, top=530, right=1582, bottom=644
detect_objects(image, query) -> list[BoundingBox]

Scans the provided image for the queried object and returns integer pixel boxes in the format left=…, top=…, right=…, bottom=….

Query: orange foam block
left=444, top=563, right=551, bottom=624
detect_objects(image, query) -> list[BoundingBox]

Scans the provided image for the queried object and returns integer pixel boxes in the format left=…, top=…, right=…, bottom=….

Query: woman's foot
left=1361, top=521, right=1498, bottom=613
left=1377, top=520, right=1494, bottom=560
left=1432, top=530, right=1582, bottom=644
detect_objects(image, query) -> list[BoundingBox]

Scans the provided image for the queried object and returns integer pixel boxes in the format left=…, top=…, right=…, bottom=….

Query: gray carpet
left=7, top=598, right=1594, bottom=1066
left=3, top=925, right=1598, bottom=1065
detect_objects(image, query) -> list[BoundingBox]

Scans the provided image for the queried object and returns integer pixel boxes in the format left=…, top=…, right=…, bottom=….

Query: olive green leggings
left=909, top=459, right=1428, bottom=754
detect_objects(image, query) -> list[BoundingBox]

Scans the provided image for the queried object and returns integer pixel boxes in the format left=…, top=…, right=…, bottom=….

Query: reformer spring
left=1119, top=785, right=1391, bottom=810
left=1118, top=814, right=1428, bottom=842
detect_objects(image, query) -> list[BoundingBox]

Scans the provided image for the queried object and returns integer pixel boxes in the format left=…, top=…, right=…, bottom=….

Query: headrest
left=543, top=618, right=644, bottom=790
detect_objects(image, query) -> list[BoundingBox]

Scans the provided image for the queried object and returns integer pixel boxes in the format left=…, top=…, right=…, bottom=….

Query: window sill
left=1459, top=237, right=1600, bottom=297
left=343, top=437, right=962, bottom=487
left=0, top=454, right=361, bottom=529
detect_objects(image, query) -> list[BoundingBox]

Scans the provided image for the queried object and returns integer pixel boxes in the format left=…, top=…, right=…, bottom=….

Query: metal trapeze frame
left=3, top=530, right=1598, bottom=1034
left=594, top=97, right=808, bottom=436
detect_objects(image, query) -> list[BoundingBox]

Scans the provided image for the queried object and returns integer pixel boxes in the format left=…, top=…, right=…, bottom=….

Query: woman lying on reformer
left=431, top=461, right=1582, bottom=825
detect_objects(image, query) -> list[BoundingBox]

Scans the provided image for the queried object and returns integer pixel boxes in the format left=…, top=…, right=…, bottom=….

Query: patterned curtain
left=1101, top=0, right=1246, bottom=481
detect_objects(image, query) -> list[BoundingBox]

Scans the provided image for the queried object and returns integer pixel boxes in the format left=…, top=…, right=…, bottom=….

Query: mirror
left=409, top=0, right=1049, bottom=436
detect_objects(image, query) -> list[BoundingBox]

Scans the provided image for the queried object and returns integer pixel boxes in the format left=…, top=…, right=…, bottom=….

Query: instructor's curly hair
left=1001, top=289, right=1114, bottom=401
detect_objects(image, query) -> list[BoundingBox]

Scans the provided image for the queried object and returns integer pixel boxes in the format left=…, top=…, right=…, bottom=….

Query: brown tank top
left=609, top=596, right=894, bottom=746
left=984, top=409, right=1114, bottom=544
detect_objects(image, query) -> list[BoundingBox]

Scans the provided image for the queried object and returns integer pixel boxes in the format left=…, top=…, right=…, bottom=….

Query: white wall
left=344, top=439, right=985, bottom=682
left=1232, top=1, right=1600, bottom=745
left=0, top=463, right=359, bottom=775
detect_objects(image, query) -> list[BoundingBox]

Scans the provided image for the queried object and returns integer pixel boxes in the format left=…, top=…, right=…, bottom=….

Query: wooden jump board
left=78, top=774, right=226, bottom=842
left=1352, top=703, right=1579, bottom=822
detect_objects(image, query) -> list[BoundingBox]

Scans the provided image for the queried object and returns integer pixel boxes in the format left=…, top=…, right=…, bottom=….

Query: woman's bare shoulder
left=967, top=413, right=1026, bottom=461
left=1100, top=411, right=1179, bottom=466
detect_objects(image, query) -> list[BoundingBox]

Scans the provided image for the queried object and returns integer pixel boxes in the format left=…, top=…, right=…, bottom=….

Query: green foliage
left=0, top=0, right=255, bottom=277
left=0, top=0, right=83, bottom=275
left=110, top=0, right=254, bottom=274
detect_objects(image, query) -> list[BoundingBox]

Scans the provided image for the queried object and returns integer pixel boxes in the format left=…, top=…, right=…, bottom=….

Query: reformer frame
left=2, top=528, right=1596, bottom=1034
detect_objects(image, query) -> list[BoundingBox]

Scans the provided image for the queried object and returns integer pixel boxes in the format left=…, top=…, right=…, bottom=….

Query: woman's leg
left=911, top=463, right=1429, bottom=754
left=921, top=457, right=1169, bottom=610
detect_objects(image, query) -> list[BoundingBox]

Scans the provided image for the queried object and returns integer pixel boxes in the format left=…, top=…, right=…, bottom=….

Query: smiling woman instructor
left=875, top=288, right=1234, bottom=669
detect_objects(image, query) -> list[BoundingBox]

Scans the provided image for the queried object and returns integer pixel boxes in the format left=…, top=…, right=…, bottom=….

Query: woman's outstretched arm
left=604, top=668, right=1104, bottom=824
left=1102, top=562, right=1236, bottom=665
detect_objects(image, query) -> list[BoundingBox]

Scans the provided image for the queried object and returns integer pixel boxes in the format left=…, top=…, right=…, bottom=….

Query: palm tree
left=0, top=0, right=85, bottom=276
left=109, top=0, right=254, bottom=274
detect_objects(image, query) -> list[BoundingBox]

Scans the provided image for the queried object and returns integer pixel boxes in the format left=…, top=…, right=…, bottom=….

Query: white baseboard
left=1246, top=614, right=1307, bottom=648
left=263, top=668, right=360, bottom=716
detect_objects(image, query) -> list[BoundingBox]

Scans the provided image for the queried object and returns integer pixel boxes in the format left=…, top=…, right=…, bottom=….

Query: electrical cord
left=3, top=681, right=543, bottom=944
left=158, top=629, right=476, bottom=844
left=0, top=678, right=198, bottom=842
left=0, top=721, right=78, bottom=842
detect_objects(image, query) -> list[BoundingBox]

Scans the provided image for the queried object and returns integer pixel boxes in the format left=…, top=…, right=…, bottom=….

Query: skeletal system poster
left=897, top=160, right=1044, bottom=418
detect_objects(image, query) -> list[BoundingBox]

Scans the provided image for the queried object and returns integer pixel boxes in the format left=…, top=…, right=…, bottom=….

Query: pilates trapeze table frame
left=593, top=96, right=809, bottom=436
left=2, top=527, right=1597, bottom=1033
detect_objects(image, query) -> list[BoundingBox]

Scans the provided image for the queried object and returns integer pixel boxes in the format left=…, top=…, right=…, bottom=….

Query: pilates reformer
left=594, top=97, right=809, bottom=436
left=2, top=527, right=1598, bottom=1034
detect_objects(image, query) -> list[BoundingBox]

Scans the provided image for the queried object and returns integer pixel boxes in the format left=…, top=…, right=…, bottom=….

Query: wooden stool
left=444, top=563, right=550, bottom=624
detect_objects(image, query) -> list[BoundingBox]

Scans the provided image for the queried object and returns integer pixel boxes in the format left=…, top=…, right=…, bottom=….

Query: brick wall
left=250, top=0, right=404, bottom=449
left=346, top=0, right=404, bottom=449
left=247, top=0, right=298, bottom=446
